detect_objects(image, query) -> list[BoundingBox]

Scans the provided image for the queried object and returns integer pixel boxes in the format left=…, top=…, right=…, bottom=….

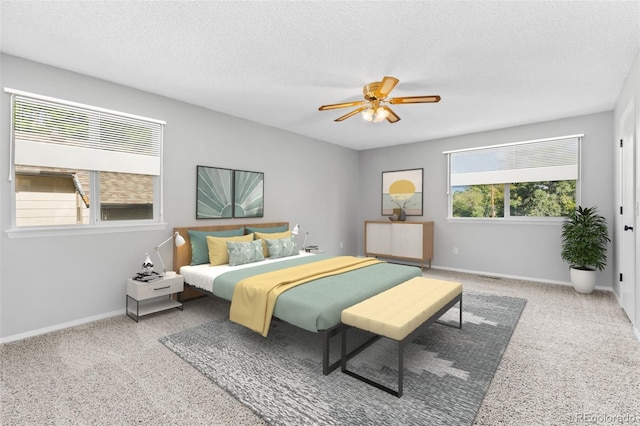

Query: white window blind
left=444, top=135, right=581, bottom=187
left=9, top=89, right=164, bottom=176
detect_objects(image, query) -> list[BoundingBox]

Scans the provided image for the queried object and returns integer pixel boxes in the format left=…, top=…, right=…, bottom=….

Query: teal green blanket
left=213, top=255, right=421, bottom=332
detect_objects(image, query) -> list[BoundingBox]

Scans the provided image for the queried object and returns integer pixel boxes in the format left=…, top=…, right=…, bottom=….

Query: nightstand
left=126, top=274, right=184, bottom=322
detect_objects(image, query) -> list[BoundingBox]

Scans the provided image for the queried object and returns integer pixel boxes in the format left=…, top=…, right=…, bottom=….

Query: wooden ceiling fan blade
left=318, top=100, right=366, bottom=111
left=389, top=95, right=441, bottom=104
left=335, top=106, right=368, bottom=122
left=383, top=106, right=400, bottom=123
left=377, top=76, right=399, bottom=99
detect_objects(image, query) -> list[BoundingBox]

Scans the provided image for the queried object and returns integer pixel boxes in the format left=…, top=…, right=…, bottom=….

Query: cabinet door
left=365, top=222, right=392, bottom=254
left=391, top=223, right=423, bottom=259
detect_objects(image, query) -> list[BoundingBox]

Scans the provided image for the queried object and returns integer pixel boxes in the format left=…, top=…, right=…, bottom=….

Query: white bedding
left=179, top=251, right=315, bottom=293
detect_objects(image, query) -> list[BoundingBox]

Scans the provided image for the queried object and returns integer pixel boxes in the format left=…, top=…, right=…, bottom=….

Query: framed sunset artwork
left=381, top=168, right=423, bottom=216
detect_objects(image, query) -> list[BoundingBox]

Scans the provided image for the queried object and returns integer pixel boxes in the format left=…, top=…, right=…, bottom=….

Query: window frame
left=5, top=88, right=167, bottom=238
left=444, top=134, right=583, bottom=223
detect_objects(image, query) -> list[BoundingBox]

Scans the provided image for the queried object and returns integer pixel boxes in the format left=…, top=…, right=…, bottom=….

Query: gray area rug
left=160, top=291, right=526, bottom=425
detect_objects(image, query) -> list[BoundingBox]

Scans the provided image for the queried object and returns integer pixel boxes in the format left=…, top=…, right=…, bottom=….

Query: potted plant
left=560, top=206, right=611, bottom=293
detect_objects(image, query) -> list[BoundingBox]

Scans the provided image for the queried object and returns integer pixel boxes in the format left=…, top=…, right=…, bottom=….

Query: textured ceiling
left=1, top=1, right=639, bottom=150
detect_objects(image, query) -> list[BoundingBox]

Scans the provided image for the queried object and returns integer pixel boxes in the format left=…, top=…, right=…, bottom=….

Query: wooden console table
left=364, top=221, right=434, bottom=269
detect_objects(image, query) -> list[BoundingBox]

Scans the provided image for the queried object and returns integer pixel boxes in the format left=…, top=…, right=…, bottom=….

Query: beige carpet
left=1, top=269, right=639, bottom=425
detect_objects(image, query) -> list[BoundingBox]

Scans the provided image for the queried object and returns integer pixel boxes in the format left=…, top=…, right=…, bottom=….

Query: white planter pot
left=570, top=267, right=597, bottom=294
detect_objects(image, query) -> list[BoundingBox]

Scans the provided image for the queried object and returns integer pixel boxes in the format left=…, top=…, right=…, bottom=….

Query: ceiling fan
left=318, top=76, right=441, bottom=123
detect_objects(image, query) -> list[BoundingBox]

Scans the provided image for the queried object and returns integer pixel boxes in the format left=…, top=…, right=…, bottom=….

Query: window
left=444, top=135, right=581, bottom=220
left=7, top=88, right=165, bottom=231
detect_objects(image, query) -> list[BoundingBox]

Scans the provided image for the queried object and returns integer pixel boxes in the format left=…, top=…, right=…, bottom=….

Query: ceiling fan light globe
left=372, top=106, right=388, bottom=123
left=362, top=108, right=375, bottom=122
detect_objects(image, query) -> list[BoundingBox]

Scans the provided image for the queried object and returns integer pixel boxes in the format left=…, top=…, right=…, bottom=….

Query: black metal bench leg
left=398, top=342, right=404, bottom=398
left=341, top=326, right=348, bottom=372
left=436, top=295, right=464, bottom=329
left=322, top=326, right=346, bottom=375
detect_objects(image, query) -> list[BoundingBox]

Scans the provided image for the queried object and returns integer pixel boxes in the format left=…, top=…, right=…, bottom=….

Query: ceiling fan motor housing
left=363, top=82, right=382, bottom=101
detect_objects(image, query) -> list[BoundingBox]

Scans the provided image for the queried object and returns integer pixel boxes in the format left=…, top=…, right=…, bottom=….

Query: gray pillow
left=227, top=239, right=265, bottom=266
left=266, top=236, right=298, bottom=259
left=245, top=224, right=288, bottom=234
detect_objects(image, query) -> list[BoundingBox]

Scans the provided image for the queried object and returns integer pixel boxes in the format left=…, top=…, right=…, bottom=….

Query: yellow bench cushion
left=341, top=277, right=462, bottom=341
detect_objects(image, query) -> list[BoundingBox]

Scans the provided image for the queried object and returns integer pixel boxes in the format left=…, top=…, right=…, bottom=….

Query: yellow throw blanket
left=229, top=256, right=382, bottom=336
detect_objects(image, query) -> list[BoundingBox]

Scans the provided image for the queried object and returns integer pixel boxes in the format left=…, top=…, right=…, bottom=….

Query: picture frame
left=381, top=168, right=423, bottom=216
left=196, top=165, right=233, bottom=219
left=233, top=169, right=264, bottom=218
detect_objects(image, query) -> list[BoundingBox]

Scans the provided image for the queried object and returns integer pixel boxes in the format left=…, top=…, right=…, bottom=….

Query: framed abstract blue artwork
left=196, top=166, right=233, bottom=219
left=233, top=169, right=264, bottom=218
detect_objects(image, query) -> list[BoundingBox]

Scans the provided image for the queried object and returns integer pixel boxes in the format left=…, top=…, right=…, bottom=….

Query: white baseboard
left=0, top=265, right=624, bottom=343
left=635, top=327, right=640, bottom=343
left=611, top=289, right=623, bottom=305
left=0, top=309, right=125, bottom=344
left=429, top=264, right=613, bottom=293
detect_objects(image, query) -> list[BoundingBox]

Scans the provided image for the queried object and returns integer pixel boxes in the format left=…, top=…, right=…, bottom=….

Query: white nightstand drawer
left=127, top=275, right=184, bottom=301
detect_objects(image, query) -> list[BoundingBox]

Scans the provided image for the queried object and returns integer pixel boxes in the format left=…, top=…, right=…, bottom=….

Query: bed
left=173, top=222, right=422, bottom=374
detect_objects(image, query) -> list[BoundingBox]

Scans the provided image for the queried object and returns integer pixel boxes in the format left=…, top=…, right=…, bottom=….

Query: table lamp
left=155, top=231, right=186, bottom=276
left=292, top=224, right=309, bottom=251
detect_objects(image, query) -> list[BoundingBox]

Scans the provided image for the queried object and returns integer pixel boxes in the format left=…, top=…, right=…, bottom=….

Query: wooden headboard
left=173, top=222, right=289, bottom=272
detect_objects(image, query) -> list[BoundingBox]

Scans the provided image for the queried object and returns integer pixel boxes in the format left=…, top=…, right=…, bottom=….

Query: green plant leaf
left=560, top=206, right=611, bottom=271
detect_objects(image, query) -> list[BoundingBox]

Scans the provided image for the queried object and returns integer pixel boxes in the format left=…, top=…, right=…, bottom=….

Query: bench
left=340, top=276, right=463, bottom=397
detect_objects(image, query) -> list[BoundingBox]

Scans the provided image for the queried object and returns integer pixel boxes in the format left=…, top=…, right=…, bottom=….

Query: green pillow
left=254, top=230, right=292, bottom=257
left=189, top=228, right=244, bottom=265
left=245, top=225, right=288, bottom=234
left=266, top=236, right=298, bottom=259
left=227, top=239, right=265, bottom=266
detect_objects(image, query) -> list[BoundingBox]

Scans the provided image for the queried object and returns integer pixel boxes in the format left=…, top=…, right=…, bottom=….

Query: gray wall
left=0, top=55, right=359, bottom=339
left=0, top=53, right=618, bottom=341
left=357, top=112, right=615, bottom=286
